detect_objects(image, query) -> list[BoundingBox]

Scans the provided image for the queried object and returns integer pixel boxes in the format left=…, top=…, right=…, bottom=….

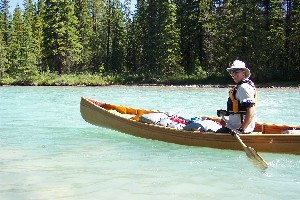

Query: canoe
left=80, top=97, right=300, bottom=155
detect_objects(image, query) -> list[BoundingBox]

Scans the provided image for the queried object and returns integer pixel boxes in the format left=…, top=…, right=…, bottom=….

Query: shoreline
left=1, top=83, right=300, bottom=89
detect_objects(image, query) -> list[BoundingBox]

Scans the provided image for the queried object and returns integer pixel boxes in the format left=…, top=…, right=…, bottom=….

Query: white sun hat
left=226, top=60, right=251, bottom=79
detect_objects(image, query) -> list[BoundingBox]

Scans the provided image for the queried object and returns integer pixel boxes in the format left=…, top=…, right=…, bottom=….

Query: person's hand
left=217, top=109, right=227, bottom=117
left=231, top=127, right=244, bottom=135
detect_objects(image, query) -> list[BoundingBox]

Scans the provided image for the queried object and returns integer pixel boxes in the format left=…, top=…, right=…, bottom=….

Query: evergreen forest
left=0, top=0, right=299, bottom=86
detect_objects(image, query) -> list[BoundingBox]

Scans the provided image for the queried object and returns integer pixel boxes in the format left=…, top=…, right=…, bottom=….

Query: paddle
left=221, top=115, right=268, bottom=170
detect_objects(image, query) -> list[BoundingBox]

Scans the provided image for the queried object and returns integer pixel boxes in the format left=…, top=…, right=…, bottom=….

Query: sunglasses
left=229, top=69, right=243, bottom=74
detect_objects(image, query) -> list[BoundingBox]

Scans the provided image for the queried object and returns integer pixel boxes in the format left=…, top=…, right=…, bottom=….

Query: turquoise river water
left=0, top=86, right=299, bottom=200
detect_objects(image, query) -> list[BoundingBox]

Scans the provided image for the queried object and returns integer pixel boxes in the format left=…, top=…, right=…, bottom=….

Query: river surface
left=1, top=86, right=299, bottom=200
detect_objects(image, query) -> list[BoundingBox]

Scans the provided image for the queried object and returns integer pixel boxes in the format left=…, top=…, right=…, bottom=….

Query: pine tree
left=8, top=5, right=23, bottom=76
left=22, top=0, right=39, bottom=77
left=209, top=0, right=234, bottom=71
left=0, top=0, right=10, bottom=44
left=134, top=0, right=159, bottom=78
left=74, top=0, right=93, bottom=72
left=263, top=0, right=285, bottom=79
left=90, top=0, right=126, bottom=74
left=208, top=0, right=262, bottom=76
left=0, top=30, right=8, bottom=77
left=33, top=0, right=45, bottom=72
left=110, top=0, right=126, bottom=73
left=0, top=0, right=10, bottom=76
left=174, top=0, right=204, bottom=74
left=285, top=0, right=300, bottom=80
left=125, top=16, right=138, bottom=74
left=122, top=0, right=135, bottom=73
left=197, top=0, right=217, bottom=73
left=43, top=0, right=60, bottom=72
left=90, top=0, right=107, bottom=73
left=43, top=0, right=82, bottom=74
left=156, top=0, right=182, bottom=76
left=105, top=0, right=112, bottom=71
left=59, top=0, right=82, bottom=73
left=131, top=0, right=146, bottom=75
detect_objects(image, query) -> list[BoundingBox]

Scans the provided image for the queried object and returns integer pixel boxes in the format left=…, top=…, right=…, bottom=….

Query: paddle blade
left=244, top=146, right=268, bottom=170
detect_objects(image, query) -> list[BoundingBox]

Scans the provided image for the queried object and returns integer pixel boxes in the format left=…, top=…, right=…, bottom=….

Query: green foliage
left=89, top=0, right=108, bottom=73
left=35, top=72, right=108, bottom=86
left=0, top=0, right=300, bottom=85
left=286, top=0, right=300, bottom=81
left=43, top=0, right=82, bottom=74
left=157, top=1, right=182, bottom=76
left=0, top=0, right=11, bottom=44
left=22, top=0, right=39, bottom=77
left=0, top=72, right=110, bottom=86
left=7, top=5, right=23, bottom=76
left=33, top=0, right=45, bottom=71
left=110, top=0, right=126, bottom=73
left=0, top=32, right=8, bottom=77
left=74, top=0, right=93, bottom=72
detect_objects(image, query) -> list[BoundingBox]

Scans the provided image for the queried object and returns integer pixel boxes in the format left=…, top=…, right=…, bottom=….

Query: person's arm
left=241, top=106, right=255, bottom=130
left=237, top=83, right=256, bottom=131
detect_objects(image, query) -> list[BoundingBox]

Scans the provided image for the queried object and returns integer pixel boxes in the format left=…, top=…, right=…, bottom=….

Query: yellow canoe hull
left=80, top=97, right=300, bottom=155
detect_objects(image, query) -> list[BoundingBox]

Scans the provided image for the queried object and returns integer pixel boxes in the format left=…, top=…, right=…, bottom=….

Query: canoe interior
left=86, top=98, right=157, bottom=121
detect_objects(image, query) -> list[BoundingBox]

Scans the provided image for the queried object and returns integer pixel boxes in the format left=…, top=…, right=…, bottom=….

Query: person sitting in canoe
left=216, top=60, right=256, bottom=134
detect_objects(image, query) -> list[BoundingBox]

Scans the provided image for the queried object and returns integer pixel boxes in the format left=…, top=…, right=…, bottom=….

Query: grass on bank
left=0, top=72, right=111, bottom=86
left=0, top=72, right=299, bottom=87
left=0, top=71, right=226, bottom=86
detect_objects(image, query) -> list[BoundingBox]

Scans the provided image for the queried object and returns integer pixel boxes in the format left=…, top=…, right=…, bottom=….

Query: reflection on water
left=0, top=86, right=299, bottom=200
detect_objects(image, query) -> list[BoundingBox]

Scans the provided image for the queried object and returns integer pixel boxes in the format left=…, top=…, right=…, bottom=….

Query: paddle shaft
left=232, top=130, right=247, bottom=148
left=221, top=115, right=268, bottom=170
left=221, top=115, right=250, bottom=147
